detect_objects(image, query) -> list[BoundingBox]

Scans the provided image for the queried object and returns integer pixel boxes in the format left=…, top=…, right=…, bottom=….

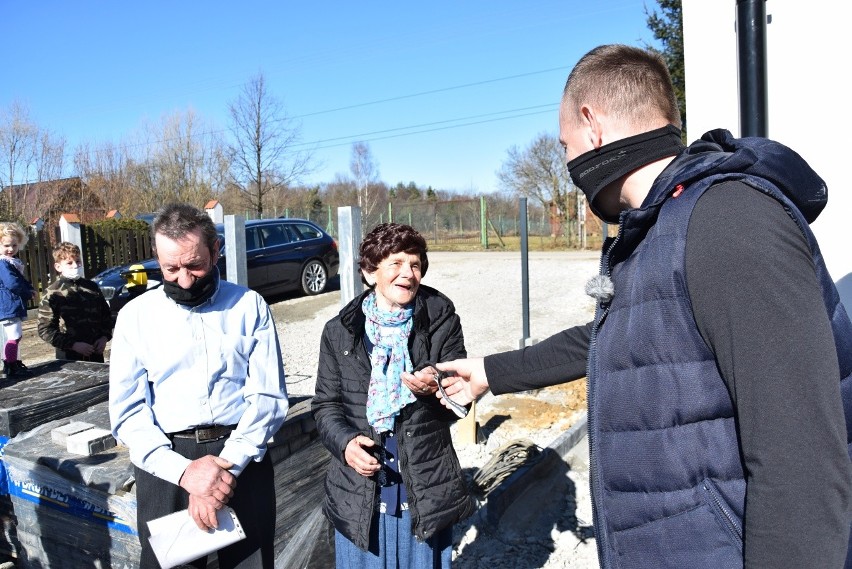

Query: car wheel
left=301, top=260, right=328, bottom=295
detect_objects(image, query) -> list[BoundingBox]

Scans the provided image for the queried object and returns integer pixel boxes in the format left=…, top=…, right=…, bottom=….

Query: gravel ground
left=274, top=250, right=601, bottom=568
left=18, top=250, right=602, bottom=568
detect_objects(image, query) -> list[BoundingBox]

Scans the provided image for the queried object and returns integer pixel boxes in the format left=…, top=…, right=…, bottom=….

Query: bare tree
left=35, top=130, right=66, bottom=183
left=123, top=110, right=228, bottom=213
left=0, top=101, right=38, bottom=217
left=1, top=101, right=72, bottom=220
left=74, top=140, right=138, bottom=214
left=497, top=132, right=578, bottom=243
left=228, top=73, right=312, bottom=217
left=350, top=141, right=381, bottom=224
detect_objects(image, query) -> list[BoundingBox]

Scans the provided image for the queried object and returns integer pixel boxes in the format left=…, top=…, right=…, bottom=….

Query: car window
left=292, top=223, right=322, bottom=240
left=284, top=224, right=301, bottom=242
left=261, top=224, right=290, bottom=247
left=246, top=228, right=260, bottom=251
left=217, top=228, right=261, bottom=253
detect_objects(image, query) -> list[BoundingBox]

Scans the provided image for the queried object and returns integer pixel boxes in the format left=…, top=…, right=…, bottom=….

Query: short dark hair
left=562, top=44, right=681, bottom=130
left=359, top=223, right=429, bottom=283
left=151, top=203, right=219, bottom=257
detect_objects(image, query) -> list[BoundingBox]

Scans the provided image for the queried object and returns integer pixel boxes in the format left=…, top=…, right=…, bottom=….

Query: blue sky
left=2, top=1, right=656, bottom=194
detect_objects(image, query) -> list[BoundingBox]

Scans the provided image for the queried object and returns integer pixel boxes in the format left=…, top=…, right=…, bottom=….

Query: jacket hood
left=650, top=129, right=827, bottom=223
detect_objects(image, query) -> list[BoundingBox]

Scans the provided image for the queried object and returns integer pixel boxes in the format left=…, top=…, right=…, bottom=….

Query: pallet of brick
left=0, top=494, right=19, bottom=560
left=2, top=395, right=335, bottom=568
left=2, top=403, right=138, bottom=568
left=0, top=360, right=110, bottom=438
left=268, top=396, right=335, bottom=569
left=0, top=360, right=111, bottom=559
left=0, top=436, right=21, bottom=559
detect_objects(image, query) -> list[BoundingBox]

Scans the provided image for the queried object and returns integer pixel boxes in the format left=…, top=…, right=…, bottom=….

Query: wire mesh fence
left=236, top=196, right=609, bottom=251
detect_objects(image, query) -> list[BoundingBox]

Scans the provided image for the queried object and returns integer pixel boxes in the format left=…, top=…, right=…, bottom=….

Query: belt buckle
left=194, top=427, right=221, bottom=443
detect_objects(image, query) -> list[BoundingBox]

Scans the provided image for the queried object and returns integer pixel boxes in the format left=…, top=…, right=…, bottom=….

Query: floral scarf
left=362, top=292, right=416, bottom=433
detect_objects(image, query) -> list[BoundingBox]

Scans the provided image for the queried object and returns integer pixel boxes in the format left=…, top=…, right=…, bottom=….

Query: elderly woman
left=312, top=223, right=475, bottom=568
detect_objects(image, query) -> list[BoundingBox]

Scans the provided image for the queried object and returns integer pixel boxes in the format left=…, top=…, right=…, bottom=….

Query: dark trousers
left=134, top=436, right=276, bottom=569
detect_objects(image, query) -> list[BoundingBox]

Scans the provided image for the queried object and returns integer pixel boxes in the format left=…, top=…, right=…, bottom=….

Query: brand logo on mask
left=575, top=150, right=629, bottom=179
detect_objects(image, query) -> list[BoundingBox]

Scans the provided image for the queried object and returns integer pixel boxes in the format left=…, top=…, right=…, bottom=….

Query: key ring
left=416, top=362, right=469, bottom=419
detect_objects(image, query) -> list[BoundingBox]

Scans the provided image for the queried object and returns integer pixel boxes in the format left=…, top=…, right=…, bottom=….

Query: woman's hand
left=401, top=366, right=439, bottom=396
left=344, top=435, right=382, bottom=477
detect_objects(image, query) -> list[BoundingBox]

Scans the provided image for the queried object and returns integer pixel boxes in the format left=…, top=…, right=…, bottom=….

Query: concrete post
left=338, top=207, right=363, bottom=306
left=59, top=214, right=84, bottom=277
left=223, top=215, right=247, bottom=287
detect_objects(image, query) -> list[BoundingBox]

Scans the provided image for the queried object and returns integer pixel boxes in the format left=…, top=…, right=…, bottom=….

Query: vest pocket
left=613, top=490, right=743, bottom=568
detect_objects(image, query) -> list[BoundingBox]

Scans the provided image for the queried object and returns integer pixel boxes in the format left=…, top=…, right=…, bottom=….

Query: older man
left=109, top=203, right=288, bottom=569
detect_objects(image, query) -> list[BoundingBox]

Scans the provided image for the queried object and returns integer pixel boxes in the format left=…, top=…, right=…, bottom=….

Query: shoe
left=5, top=360, right=27, bottom=377
left=1, top=361, right=9, bottom=379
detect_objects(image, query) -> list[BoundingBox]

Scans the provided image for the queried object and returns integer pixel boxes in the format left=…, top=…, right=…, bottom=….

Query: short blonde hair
left=0, top=222, right=28, bottom=248
left=53, top=241, right=81, bottom=263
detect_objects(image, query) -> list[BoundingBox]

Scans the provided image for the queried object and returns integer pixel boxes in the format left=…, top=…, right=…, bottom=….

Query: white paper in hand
left=147, top=507, right=246, bottom=569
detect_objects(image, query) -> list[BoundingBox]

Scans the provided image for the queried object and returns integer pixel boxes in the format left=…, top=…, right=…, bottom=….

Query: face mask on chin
left=567, top=124, right=684, bottom=223
left=162, top=266, right=218, bottom=307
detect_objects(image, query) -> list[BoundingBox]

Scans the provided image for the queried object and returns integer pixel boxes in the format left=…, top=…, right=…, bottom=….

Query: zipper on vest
left=588, top=230, right=620, bottom=568
left=702, top=480, right=743, bottom=542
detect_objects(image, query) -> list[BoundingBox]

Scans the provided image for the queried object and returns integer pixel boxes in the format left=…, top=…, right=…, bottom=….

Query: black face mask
left=566, top=124, right=684, bottom=223
left=162, top=266, right=218, bottom=307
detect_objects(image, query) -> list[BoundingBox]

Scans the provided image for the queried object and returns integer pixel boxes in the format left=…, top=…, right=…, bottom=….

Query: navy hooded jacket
left=588, top=129, right=852, bottom=568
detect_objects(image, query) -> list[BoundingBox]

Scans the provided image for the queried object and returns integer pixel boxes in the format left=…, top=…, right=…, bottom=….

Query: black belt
left=170, top=424, right=237, bottom=443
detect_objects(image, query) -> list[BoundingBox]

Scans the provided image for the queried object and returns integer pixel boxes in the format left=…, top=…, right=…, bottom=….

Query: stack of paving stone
left=268, top=396, right=334, bottom=568
left=0, top=360, right=111, bottom=561
left=3, top=403, right=137, bottom=568
left=0, top=390, right=334, bottom=568
left=0, top=360, right=111, bottom=439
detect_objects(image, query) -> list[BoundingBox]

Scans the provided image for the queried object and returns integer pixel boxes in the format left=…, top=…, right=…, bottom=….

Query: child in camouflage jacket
left=37, top=242, right=112, bottom=362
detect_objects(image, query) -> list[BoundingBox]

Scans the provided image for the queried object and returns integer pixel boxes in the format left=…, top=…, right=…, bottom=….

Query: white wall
left=683, top=0, right=852, bottom=302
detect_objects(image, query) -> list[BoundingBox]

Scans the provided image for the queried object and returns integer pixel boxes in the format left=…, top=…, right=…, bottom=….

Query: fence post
left=223, top=215, right=247, bottom=287
left=519, top=197, right=532, bottom=348
left=480, top=196, right=488, bottom=249
left=338, top=206, right=363, bottom=307
left=326, top=205, right=335, bottom=236
left=59, top=214, right=84, bottom=277
left=433, top=208, right=438, bottom=245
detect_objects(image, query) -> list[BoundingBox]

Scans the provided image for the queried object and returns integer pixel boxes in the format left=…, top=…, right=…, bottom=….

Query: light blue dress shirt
left=108, top=277, right=289, bottom=485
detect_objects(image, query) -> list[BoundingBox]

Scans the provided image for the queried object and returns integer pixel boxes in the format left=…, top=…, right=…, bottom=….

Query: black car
left=216, top=218, right=339, bottom=297
left=93, top=218, right=339, bottom=315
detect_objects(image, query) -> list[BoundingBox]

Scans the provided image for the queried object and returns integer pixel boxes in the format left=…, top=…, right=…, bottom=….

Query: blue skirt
left=334, top=509, right=452, bottom=569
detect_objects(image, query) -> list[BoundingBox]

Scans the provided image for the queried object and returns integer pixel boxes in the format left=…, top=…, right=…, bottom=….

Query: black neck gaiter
left=162, top=266, right=218, bottom=307
left=567, top=124, right=684, bottom=223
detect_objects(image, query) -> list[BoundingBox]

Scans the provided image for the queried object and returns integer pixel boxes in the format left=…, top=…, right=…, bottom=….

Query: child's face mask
left=61, top=266, right=83, bottom=280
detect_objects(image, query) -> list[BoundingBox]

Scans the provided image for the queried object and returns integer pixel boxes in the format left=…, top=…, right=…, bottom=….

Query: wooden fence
left=18, top=225, right=152, bottom=308
left=79, top=225, right=152, bottom=279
